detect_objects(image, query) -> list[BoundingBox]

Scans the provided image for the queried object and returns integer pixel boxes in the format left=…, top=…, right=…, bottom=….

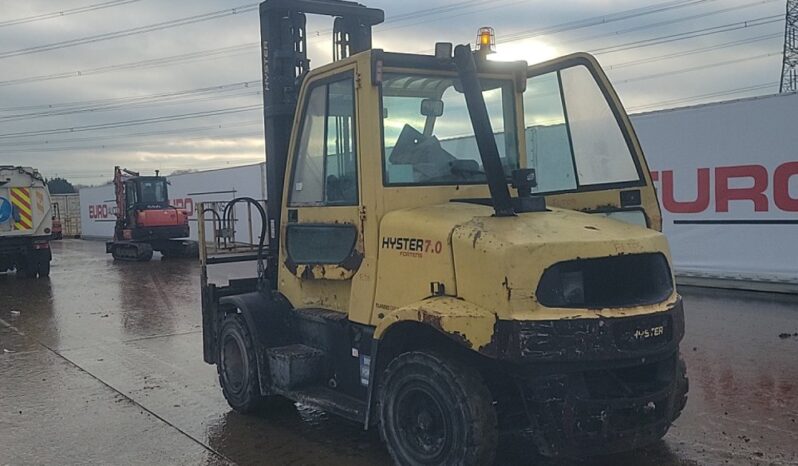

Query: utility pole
left=781, top=0, right=798, bottom=93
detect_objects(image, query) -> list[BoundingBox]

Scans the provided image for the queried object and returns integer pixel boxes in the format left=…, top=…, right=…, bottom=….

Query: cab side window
left=289, top=74, right=358, bottom=206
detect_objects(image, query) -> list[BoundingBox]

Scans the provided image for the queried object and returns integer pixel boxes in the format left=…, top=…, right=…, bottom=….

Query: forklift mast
left=258, top=0, right=384, bottom=288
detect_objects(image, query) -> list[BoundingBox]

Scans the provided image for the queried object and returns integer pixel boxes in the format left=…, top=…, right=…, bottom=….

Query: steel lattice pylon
left=781, top=0, right=798, bottom=93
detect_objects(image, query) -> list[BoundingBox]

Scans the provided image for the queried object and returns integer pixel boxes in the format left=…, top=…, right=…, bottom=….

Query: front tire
left=673, top=355, right=689, bottom=421
left=379, top=350, right=498, bottom=466
left=217, top=313, right=266, bottom=413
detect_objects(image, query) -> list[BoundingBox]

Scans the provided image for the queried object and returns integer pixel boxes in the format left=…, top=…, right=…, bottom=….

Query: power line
left=10, top=79, right=782, bottom=152
left=17, top=31, right=774, bottom=120
left=0, top=105, right=261, bottom=139
left=570, top=0, right=780, bottom=46
left=590, top=14, right=783, bottom=55
left=0, top=1, right=503, bottom=86
left=605, top=32, right=783, bottom=70
left=0, top=120, right=263, bottom=148
left=0, top=3, right=259, bottom=59
left=12, top=48, right=773, bottom=139
left=0, top=90, right=261, bottom=124
left=0, top=0, right=504, bottom=61
left=0, top=0, right=141, bottom=28
left=6, top=131, right=262, bottom=154
left=627, top=81, right=779, bottom=112
left=613, top=52, right=781, bottom=84
left=0, top=81, right=260, bottom=122
left=3, top=48, right=781, bottom=148
left=0, top=43, right=258, bottom=88
left=0, top=80, right=258, bottom=112
left=498, top=0, right=719, bottom=44
left=415, top=1, right=779, bottom=57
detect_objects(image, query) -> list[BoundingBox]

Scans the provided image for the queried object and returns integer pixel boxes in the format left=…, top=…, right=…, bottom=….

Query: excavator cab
left=123, top=175, right=172, bottom=226
left=198, top=1, right=687, bottom=464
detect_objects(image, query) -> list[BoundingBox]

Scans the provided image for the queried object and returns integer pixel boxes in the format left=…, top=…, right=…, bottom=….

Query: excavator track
left=110, top=242, right=154, bottom=262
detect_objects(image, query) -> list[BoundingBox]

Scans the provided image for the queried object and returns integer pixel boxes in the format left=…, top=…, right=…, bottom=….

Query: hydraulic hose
left=221, top=197, right=268, bottom=282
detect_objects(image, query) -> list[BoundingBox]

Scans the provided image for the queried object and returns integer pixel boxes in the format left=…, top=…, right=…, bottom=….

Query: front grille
left=494, top=299, right=685, bottom=362
left=536, top=253, right=673, bottom=309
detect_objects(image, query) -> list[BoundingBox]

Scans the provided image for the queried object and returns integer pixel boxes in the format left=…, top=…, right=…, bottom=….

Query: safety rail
left=197, top=200, right=268, bottom=287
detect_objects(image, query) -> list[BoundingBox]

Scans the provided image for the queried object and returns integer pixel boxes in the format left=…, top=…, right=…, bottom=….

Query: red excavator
left=105, top=166, right=198, bottom=261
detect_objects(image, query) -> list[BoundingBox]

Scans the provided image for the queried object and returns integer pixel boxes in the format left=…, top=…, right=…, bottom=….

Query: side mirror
left=420, top=99, right=444, bottom=117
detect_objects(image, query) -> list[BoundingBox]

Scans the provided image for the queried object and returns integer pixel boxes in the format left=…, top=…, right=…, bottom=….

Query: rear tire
left=378, top=350, right=498, bottom=466
left=36, top=253, right=51, bottom=277
left=218, top=313, right=267, bottom=413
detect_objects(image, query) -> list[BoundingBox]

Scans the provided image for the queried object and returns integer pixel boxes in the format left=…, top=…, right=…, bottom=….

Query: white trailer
left=631, top=92, right=798, bottom=291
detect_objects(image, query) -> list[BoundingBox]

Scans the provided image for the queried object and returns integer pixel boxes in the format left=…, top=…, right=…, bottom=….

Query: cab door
left=125, top=180, right=137, bottom=227
left=520, top=53, right=662, bottom=230
left=278, top=67, right=364, bottom=313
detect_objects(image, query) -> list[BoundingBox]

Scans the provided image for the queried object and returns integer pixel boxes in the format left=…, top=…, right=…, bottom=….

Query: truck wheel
left=16, top=257, right=36, bottom=279
left=218, top=313, right=266, bottom=413
left=378, top=351, right=498, bottom=466
left=37, top=254, right=51, bottom=277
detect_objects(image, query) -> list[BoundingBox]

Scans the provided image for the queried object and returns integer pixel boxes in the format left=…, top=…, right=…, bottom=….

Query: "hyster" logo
left=381, top=237, right=443, bottom=258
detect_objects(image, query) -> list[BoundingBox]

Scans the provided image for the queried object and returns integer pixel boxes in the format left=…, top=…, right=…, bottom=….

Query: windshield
left=380, top=65, right=643, bottom=192
left=139, top=180, right=168, bottom=204
left=381, top=73, right=517, bottom=186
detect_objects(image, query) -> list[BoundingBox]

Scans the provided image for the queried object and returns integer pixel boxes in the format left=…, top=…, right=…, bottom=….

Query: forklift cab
left=277, top=50, right=663, bottom=325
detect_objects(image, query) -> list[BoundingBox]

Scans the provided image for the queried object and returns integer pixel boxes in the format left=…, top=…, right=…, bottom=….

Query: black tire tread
left=37, top=252, right=51, bottom=277
left=217, top=313, right=266, bottom=414
left=378, top=350, right=498, bottom=466
left=673, top=355, right=689, bottom=419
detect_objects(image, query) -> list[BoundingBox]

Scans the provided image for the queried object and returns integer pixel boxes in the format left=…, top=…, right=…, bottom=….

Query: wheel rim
left=221, top=332, right=246, bottom=395
left=394, top=381, right=452, bottom=463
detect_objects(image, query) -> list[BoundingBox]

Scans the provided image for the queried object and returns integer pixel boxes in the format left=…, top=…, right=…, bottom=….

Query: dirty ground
left=0, top=240, right=796, bottom=465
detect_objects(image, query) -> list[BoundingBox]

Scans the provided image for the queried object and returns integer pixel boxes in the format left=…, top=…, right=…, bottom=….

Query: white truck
left=0, top=166, right=53, bottom=278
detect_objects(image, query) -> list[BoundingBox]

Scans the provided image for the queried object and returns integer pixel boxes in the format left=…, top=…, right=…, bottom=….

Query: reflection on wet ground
left=0, top=240, right=796, bottom=465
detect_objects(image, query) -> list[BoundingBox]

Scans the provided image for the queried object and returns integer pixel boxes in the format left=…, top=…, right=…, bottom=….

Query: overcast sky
left=0, top=0, right=787, bottom=185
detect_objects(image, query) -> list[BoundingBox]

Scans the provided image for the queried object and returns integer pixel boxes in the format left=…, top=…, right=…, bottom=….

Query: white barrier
left=79, top=163, right=266, bottom=242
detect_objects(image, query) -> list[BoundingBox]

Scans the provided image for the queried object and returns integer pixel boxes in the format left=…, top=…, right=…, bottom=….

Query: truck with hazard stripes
left=0, top=166, right=53, bottom=278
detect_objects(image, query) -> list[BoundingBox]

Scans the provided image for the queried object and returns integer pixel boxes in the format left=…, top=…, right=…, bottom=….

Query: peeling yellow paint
left=374, top=297, right=495, bottom=350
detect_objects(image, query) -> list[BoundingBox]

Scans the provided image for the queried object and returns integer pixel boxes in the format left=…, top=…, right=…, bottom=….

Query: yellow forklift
left=199, top=1, right=688, bottom=464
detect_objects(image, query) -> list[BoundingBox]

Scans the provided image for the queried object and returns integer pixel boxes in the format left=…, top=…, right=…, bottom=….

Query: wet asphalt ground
left=0, top=239, right=796, bottom=466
